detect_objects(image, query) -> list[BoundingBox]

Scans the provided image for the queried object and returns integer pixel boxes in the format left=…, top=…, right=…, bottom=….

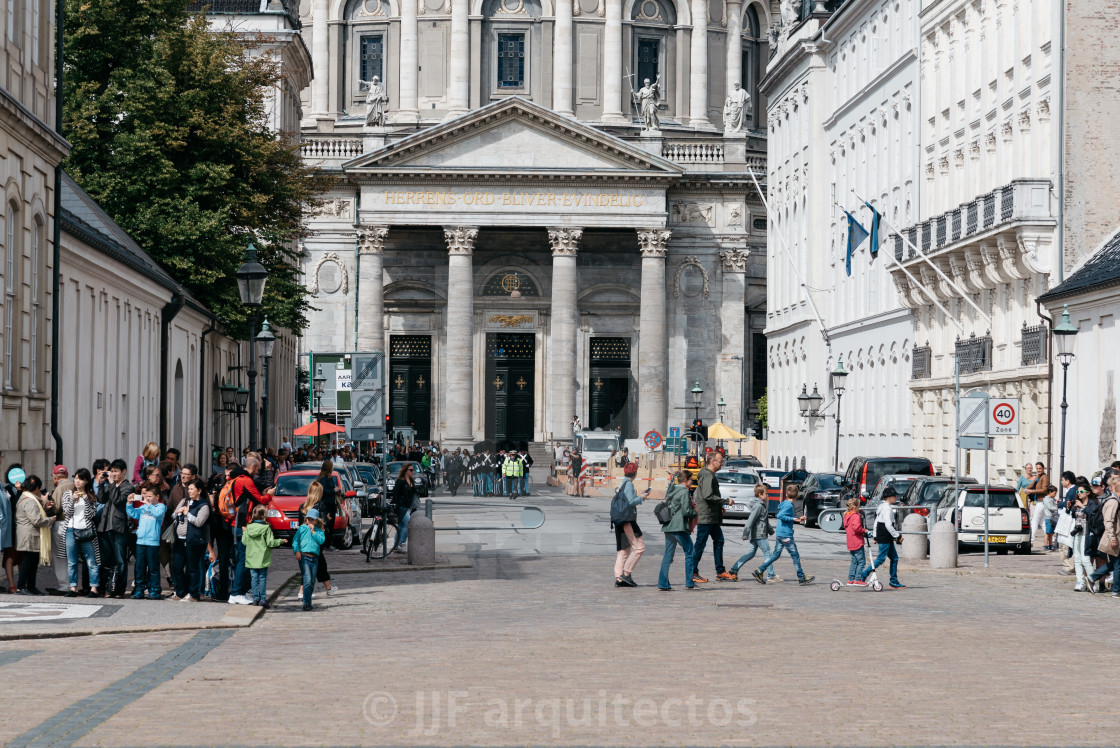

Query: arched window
left=174, top=359, right=185, bottom=446
left=627, top=0, right=678, bottom=120
left=741, top=3, right=765, bottom=131
left=481, top=0, right=543, bottom=100
left=3, top=202, right=19, bottom=390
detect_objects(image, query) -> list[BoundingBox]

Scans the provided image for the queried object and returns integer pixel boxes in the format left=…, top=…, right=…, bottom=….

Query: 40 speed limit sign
left=988, top=398, right=1020, bottom=436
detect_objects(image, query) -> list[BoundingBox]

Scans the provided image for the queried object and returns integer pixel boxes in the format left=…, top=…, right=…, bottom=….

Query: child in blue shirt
left=752, top=482, right=815, bottom=586
left=126, top=483, right=167, bottom=600
left=293, top=508, right=326, bottom=611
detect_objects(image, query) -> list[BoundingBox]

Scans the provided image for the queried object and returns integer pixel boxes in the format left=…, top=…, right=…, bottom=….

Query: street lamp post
left=830, top=355, right=849, bottom=472
left=235, top=243, right=268, bottom=452
left=1053, top=304, right=1079, bottom=479
left=691, top=381, right=703, bottom=460
left=313, top=368, right=328, bottom=448
left=256, top=318, right=276, bottom=450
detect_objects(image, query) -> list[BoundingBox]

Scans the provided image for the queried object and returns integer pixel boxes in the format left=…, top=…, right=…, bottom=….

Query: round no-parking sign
left=644, top=430, right=663, bottom=450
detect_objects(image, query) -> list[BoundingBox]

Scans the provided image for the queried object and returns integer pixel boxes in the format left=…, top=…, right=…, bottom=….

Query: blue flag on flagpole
left=843, top=211, right=869, bottom=277
left=864, top=201, right=880, bottom=258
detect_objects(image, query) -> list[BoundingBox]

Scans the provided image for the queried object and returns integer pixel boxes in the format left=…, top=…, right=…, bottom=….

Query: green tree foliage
left=63, top=0, right=322, bottom=335
left=756, top=391, right=767, bottom=431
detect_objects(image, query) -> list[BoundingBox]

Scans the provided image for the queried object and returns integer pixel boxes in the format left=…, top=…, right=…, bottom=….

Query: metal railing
left=186, top=0, right=264, bottom=11
left=912, top=346, right=932, bottom=379
left=955, top=333, right=993, bottom=375
left=1021, top=324, right=1047, bottom=366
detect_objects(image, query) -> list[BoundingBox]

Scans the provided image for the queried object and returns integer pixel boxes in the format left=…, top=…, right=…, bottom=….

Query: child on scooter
left=843, top=498, right=868, bottom=585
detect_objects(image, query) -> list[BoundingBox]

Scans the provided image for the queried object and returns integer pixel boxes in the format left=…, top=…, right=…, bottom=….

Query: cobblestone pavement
left=0, top=485, right=1108, bottom=746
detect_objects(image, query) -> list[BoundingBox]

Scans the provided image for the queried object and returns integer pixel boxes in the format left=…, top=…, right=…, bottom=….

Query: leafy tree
left=756, top=391, right=767, bottom=431
left=63, top=0, right=322, bottom=335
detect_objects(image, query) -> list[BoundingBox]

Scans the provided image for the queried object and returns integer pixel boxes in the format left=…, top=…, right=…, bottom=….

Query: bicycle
left=363, top=502, right=401, bottom=561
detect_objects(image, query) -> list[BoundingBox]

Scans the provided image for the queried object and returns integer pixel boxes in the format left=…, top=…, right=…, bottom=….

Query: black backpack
left=653, top=499, right=673, bottom=525
left=1086, top=497, right=1113, bottom=540
left=610, top=485, right=637, bottom=526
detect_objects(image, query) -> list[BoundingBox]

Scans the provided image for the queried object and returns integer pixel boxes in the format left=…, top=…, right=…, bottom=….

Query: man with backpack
left=1085, top=472, right=1120, bottom=596
left=223, top=457, right=274, bottom=605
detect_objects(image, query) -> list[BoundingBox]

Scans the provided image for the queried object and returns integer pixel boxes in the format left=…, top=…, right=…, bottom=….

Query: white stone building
left=287, top=0, right=778, bottom=446
left=762, top=0, right=918, bottom=474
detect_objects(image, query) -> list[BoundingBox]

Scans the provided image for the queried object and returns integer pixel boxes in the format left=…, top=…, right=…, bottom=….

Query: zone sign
left=988, top=398, right=1019, bottom=436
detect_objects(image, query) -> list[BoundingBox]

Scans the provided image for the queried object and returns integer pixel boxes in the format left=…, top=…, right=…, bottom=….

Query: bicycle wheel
left=362, top=523, right=377, bottom=563
left=369, top=518, right=399, bottom=560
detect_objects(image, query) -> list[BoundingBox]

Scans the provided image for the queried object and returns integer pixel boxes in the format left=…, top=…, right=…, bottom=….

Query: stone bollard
left=899, top=513, right=928, bottom=560
left=929, top=519, right=958, bottom=569
left=407, top=510, right=436, bottom=566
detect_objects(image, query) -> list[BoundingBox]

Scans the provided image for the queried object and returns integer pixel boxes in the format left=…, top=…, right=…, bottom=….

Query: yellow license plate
left=979, top=535, right=1007, bottom=544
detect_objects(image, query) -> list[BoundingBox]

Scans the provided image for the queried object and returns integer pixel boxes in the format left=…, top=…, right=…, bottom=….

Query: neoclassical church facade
left=214, top=0, right=778, bottom=446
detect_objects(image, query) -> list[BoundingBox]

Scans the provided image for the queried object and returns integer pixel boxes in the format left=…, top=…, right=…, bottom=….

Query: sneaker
left=615, top=578, right=627, bottom=587
left=131, top=592, right=145, bottom=600
left=169, top=594, right=182, bottom=601
left=65, top=590, right=79, bottom=598
left=147, top=593, right=162, bottom=601
left=848, top=580, right=867, bottom=587
left=326, top=585, right=338, bottom=596
left=1112, top=592, right=1120, bottom=599
left=692, top=575, right=710, bottom=584
left=1058, top=570, right=1075, bottom=576
left=658, top=586, right=673, bottom=592
left=302, top=604, right=312, bottom=611
left=717, top=572, right=736, bottom=582
left=260, top=601, right=271, bottom=609
left=686, top=585, right=704, bottom=590
left=182, top=595, right=197, bottom=602
left=229, top=594, right=253, bottom=605
left=620, top=574, right=637, bottom=587
left=751, top=570, right=766, bottom=585
left=798, top=576, right=815, bottom=586
left=1086, top=580, right=1098, bottom=594
left=1074, top=584, right=1085, bottom=592
left=889, top=582, right=907, bottom=589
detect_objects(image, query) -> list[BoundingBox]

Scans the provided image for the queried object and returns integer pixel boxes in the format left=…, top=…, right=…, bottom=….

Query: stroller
left=830, top=536, right=884, bottom=592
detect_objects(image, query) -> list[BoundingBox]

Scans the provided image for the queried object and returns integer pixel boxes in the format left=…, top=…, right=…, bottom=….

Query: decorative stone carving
left=356, top=0, right=387, bottom=16
left=969, top=139, right=981, bottom=159
left=723, top=82, right=751, bottom=133
left=671, top=202, right=714, bottom=224
left=1001, top=120, right=1014, bottom=141
left=1017, top=228, right=1050, bottom=274
left=892, top=275, right=916, bottom=309
left=985, top=131, right=997, bottom=152
left=719, top=248, right=750, bottom=272
left=313, top=198, right=353, bottom=220
left=1037, top=97, right=1051, bottom=122
left=310, top=252, right=349, bottom=295
left=358, top=226, right=389, bottom=254
left=634, top=0, right=663, bottom=20
left=727, top=204, right=742, bottom=226
left=997, top=235, right=1029, bottom=280
left=938, top=155, right=949, bottom=174
left=674, top=256, right=711, bottom=298
left=443, top=226, right=479, bottom=255
left=632, top=76, right=663, bottom=131
left=494, top=0, right=528, bottom=13
left=978, top=245, right=1004, bottom=288
left=547, top=227, right=583, bottom=256
left=1017, top=109, right=1031, bottom=132
left=636, top=228, right=671, bottom=257
left=362, top=76, right=389, bottom=127
left=953, top=148, right=964, bottom=167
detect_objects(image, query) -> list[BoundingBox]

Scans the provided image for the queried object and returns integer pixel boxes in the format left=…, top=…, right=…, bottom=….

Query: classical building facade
left=763, top=0, right=918, bottom=473
left=292, top=0, right=775, bottom=445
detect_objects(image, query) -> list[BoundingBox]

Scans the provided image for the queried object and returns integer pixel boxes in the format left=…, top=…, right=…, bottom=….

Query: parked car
left=353, top=463, right=383, bottom=516
left=797, top=472, right=843, bottom=528
left=267, top=470, right=362, bottom=549
left=386, top=461, right=430, bottom=498
left=725, top=456, right=763, bottom=469
left=935, top=485, right=1030, bottom=554
left=901, top=476, right=977, bottom=521
left=757, top=469, right=785, bottom=513
left=715, top=468, right=761, bottom=522
left=840, top=457, right=934, bottom=506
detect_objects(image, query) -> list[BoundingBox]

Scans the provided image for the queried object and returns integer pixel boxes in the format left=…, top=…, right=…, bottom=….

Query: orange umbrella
left=294, top=420, right=346, bottom=436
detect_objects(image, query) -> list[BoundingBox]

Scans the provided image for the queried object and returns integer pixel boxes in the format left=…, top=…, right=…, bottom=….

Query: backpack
left=218, top=480, right=237, bottom=523
left=610, top=484, right=638, bottom=526
left=1086, top=497, right=1113, bottom=540
left=653, top=499, right=673, bottom=525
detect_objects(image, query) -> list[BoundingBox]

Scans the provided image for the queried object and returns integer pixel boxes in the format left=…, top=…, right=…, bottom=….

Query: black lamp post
left=830, top=355, right=849, bottom=472
left=235, top=243, right=268, bottom=452
left=257, top=318, right=276, bottom=450
left=313, top=368, right=328, bottom=447
left=690, top=381, right=703, bottom=460
left=1053, top=304, right=1078, bottom=479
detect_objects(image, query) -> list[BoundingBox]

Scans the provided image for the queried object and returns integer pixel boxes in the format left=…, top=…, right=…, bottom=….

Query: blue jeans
left=231, top=527, right=249, bottom=597
left=65, top=529, right=100, bottom=589
left=133, top=545, right=161, bottom=596
left=522, top=475, right=531, bottom=495
left=299, top=554, right=318, bottom=606
left=757, top=535, right=806, bottom=580
left=866, top=541, right=899, bottom=585
left=484, top=473, right=494, bottom=495
left=505, top=476, right=520, bottom=497
left=659, top=532, right=696, bottom=589
left=249, top=568, right=268, bottom=604
left=847, top=547, right=867, bottom=582
left=730, top=538, right=775, bottom=578
left=692, top=524, right=726, bottom=574
left=398, top=508, right=412, bottom=546
left=1089, top=553, right=1120, bottom=590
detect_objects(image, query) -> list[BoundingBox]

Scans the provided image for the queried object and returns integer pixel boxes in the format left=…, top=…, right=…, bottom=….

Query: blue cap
left=306, top=508, right=320, bottom=520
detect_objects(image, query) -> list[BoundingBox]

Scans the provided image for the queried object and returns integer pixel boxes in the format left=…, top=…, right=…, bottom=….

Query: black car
left=840, top=456, right=934, bottom=506
left=798, top=472, right=843, bottom=528
left=901, top=476, right=977, bottom=522
left=386, top=461, right=430, bottom=498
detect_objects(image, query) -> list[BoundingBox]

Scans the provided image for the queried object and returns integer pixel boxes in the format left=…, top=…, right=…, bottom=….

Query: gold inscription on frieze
left=382, top=190, right=645, bottom=208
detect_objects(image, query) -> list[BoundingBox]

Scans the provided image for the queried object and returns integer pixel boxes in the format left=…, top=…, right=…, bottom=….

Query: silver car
left=716, top=468, right=761, bottom=521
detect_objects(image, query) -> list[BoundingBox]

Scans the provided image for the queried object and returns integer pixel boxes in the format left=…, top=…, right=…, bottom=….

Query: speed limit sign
left=988, top=398, right=1020, bottom=436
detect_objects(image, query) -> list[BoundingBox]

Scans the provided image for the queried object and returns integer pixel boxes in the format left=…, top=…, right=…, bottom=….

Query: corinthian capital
left=719, top=248, right=751, bottom=273
left=547, top=227, right=583, bottom=256
left=443, top=226, right=479, bottom=255
left=636, top=228, right=671, bottom=257
left=358, top=226, right=389, bottom=254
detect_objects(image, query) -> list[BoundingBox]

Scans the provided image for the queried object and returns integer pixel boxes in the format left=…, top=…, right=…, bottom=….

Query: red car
left=266, top=470, right=361, bottom=548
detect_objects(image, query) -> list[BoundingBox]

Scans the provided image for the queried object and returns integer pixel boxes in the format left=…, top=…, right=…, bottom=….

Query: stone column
left=636, top=229, right=671, bottom=437
left=601, top=0, right=626, bottom=123
left=689, top=0, right=711, bottom=128
left=553, top=0, right=575, bottom=117
left=443, top=226, right=478, bottom=446
left=398, top=0, right=420, bottom=122
left=548, top=228, right=582, bottom=439
left=449, top=0, right=471, bottom=116
left=719, top=248, right=749, bottom=432
left=724, top=0, right=742, bottom=98
left=357, top=227, right=389, bottom=354
left=310, top=0, right=330, bottom=117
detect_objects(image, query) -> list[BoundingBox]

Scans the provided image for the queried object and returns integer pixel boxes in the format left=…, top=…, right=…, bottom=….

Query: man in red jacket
left=228, top=456, right=273, bottom=605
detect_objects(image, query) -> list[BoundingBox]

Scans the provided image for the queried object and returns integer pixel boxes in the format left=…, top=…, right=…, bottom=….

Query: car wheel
left=339, top=523, right=355, bottom=550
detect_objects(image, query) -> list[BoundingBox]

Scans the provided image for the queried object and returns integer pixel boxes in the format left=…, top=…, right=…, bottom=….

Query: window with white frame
left=7, top=0, right=19, bottom=45
left=3, top=204, right=17, bottom=389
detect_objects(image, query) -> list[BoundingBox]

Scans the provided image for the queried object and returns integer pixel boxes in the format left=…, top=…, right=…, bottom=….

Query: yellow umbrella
left=706, top=422, right=747, bottom=440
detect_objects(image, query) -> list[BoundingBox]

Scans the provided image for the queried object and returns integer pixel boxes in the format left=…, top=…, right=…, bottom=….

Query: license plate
left=290, top=521, right=299, bottom=529
left=978, top=535, right=1007, bottom=544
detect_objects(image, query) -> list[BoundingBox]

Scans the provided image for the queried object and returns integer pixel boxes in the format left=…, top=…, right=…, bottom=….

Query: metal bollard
left=929, top=519, right=958, bottom=569
left=407, top=503, right=436, bottom=566
left=899, top=513, right=928, bottom=560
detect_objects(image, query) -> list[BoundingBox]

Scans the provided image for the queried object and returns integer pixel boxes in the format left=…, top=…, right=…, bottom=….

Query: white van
left=574, top=430, right=621, bottom=466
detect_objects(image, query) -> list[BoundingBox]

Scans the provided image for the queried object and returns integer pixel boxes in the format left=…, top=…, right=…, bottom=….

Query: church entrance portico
left=485, top=333, right=536, bottom=446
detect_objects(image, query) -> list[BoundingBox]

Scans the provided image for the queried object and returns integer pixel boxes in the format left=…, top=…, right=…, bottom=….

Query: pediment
left=344, top=97, right=682, bottom=178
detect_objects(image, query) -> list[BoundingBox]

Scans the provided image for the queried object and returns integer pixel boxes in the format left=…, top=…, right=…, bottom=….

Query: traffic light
left=693, top=419, right=707, bottom=441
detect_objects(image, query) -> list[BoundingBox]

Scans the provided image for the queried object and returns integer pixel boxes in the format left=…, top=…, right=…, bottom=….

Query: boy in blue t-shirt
left=752, top=482, right=815, bottom=586
left=126, top=483, right=167, bottom=600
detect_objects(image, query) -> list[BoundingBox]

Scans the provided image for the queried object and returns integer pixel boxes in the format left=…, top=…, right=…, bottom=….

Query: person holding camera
left=126, top=483, right=167, bottom=599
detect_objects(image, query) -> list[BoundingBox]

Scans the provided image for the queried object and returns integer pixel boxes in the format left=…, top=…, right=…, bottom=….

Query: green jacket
left=693, top=468, right=727, bottom=525
left=242, top=520, right=282, bottom=569
left=661, top=483, right=693, bottom=534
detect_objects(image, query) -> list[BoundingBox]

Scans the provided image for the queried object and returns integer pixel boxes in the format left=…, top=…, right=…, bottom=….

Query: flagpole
left=853, top=189, right=992, bottom=327
left=747, top=168, right=831, bottom=347
left=835, top=200, right=965, bottom=335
